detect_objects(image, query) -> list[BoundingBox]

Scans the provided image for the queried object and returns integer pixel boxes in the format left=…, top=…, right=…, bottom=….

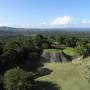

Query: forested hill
left=0, top=26, right=90, bottom=37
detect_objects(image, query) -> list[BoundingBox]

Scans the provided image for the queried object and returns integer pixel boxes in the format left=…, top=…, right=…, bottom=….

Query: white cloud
left=82, top=19, right=90, bottom=24
left=40, top=22, right=46, bottom=25
left=51, top=16, right=73, bottom=25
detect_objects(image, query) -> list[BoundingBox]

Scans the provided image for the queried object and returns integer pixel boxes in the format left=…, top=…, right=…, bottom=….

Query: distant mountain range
left=0, top=26, right=90, bottom=37
left=0, top=26, right=42, bottom=36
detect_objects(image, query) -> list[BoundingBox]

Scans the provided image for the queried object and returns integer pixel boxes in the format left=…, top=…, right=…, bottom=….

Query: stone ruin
left=41, top=51, right=67, bottom=63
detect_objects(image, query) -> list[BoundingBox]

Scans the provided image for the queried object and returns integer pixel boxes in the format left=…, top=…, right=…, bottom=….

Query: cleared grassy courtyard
left=36, top=57, right=90, bottom=90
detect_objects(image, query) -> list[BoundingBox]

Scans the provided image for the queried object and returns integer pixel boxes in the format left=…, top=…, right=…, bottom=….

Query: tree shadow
left=32, top=81, right=62, bottom=90
left=40, top=54, right=51, bottom=63
left=62, top=51, right=73, bottom=61
left=32, top=68, right=61, bottom=90
left=35, top=68, right=53, bottom=78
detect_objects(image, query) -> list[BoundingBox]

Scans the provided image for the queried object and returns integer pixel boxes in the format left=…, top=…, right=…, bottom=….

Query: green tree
left=41, top=43, right=49, bottom=49
left=0, top=38, right=43, bottom=89
left=3, top=67, right=32, bottom=90
left=0, top=39, right=43, bottom=73
left=1, top=41, right=20, bottom=73
left=55, top=34, right=63, bottom=45
left=0, top=41, right=4, bottom=55
left=64, top=36, right=78, bottom=47
left=32, top=34, right=44, bottom=48
left=75, top=40, right=88, bottom=56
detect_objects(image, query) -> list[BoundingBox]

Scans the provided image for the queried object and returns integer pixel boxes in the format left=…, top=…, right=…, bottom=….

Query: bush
left=3, top=67, right=33, bottom=90
left=41, top=43, right=49, bottom=49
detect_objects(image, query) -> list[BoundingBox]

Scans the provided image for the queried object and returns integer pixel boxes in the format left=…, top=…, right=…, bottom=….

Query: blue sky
left=0, top=0, right=90, bottom=28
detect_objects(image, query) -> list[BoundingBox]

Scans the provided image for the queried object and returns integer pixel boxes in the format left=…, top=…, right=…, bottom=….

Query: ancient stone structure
left=41, top=51, right=67, bottom=62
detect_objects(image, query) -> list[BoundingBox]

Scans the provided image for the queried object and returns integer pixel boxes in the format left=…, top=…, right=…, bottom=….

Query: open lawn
left=36, top=57, right=90, bottom=90
left=44, top=49, right=61, bottom=53
left=63, top=47, right=77, bottom=56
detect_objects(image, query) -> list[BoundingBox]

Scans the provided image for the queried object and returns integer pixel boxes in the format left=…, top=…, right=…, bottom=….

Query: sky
left=0, top=0, right=90, bottom=28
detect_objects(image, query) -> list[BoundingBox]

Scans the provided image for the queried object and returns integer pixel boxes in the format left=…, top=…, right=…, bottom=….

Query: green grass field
left=36, top=57, right=90, bottom=90
left=44, top=49, right=61, bottom=53
left=63, top=47, right=77, bottom=56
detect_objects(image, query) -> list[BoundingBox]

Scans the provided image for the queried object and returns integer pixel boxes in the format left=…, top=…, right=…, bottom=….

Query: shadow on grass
left=35, top=68, right=53, bottom=78
left=62, top=51, right=73, bottom=61
left=32, top=81, right=62, bottom=90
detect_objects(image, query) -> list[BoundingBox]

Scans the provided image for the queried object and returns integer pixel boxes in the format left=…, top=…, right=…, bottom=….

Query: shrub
left=3, top=67, right=33, bottom=90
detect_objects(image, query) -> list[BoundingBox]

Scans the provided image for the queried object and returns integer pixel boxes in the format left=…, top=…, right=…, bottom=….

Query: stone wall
left=41, top=51, right=67, bottom=62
